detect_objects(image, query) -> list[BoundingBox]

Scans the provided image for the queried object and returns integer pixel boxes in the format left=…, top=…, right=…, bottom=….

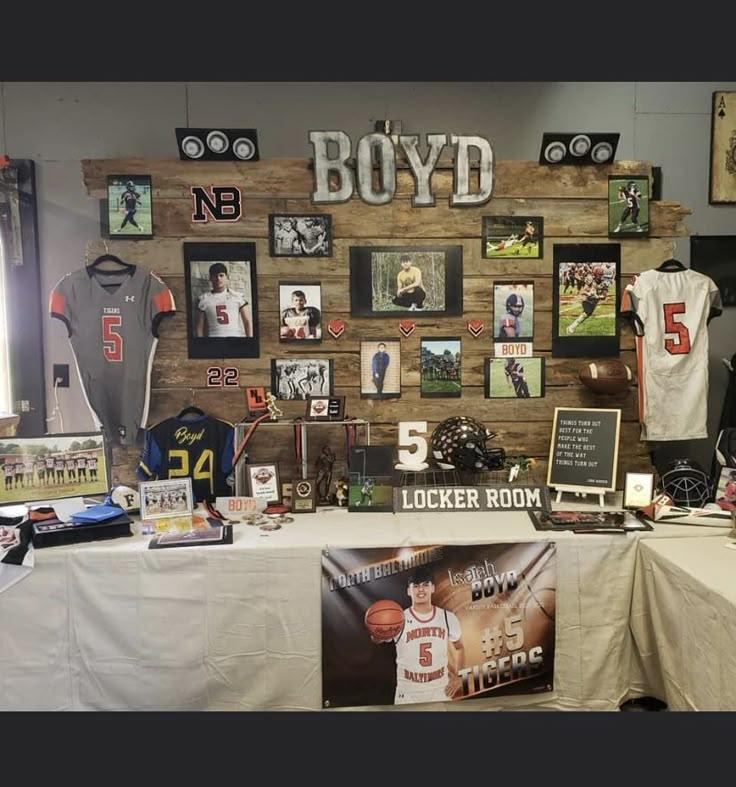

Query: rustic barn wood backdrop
left=82, top=158, right=689, bottom=489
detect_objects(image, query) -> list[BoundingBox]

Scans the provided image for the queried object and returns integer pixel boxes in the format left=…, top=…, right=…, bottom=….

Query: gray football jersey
left=50, top=265, right=176, bottom=445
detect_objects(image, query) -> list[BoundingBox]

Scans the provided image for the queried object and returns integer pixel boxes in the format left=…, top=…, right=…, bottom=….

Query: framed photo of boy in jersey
left=279, top=281, right=322, bottom=342
left=102, top=175, right=153, bottom=240
left=608, top=175, right=649, bottom=238
left=350, top=245, right=463, bottom=317
left=183, top=242, right=260, bottom=359
left=485, top=357, right=545, bottom=399
left=552, top=244, right=621, bottom=358
left=493, top=281, right=534, bottom=342
left=269, top=214, right=332, bottom=257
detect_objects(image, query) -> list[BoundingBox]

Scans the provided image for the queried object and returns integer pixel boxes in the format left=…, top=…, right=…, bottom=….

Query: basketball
left=579, top=359, right=633, bottom=394
left=364, top=598, right=404, bottom=640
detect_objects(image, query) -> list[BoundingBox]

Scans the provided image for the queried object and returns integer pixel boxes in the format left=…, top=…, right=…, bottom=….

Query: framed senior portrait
left=552, top=244, right=621, bottom=358
left=103, top=175, right=153, bottom=240
left=350, top=245, right=463, bottom=317
left=246, top=462, right=281, bottom=505
left=183, top=242, right=259, bottom=359
left=483, top=216, right=543, bottom=259
left=493, top=281, right=534, bottom=341
left=420, top=337, right=462, bottom=398
left=305, top=395, right=345, bottom=421
left=271, top=358, right=333, bottom=400
left=269, top=213, right=332, bottom=257
left=360, top=338, right=401, bottom=399
left=279, top=281, right=322, bottom=342
left=608, top=175, right=649, bottom=238
left=485, top=357, right=545, bottom=399
left=709, top=91, right=736, bottom=204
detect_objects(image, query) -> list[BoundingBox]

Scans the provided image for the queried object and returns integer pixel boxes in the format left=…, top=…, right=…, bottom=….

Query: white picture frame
left=139, top=478, right=194, bottom=521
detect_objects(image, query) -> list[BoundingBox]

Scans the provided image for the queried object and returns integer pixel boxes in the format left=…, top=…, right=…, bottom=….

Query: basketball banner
left=321, top=542, right=556, bottom=708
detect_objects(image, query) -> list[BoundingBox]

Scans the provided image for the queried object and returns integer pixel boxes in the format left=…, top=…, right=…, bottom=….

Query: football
left=579, top=359, right=634, bottom=394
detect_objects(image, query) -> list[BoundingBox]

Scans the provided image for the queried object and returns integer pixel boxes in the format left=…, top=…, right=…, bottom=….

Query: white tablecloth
left=0, top=508, right=725, bottom=711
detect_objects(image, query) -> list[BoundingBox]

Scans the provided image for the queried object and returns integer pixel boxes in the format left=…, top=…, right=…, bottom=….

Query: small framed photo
left=347, top=445, right=394, bottom=513
left=292, top=478, right=317, bottom=513
left=246, top=462, right=282, bottom=505
left=608, top=176, right=649, bottom=238
left=350, top=245, right=463, bottom=317
left=183, top=241, right=259, bottom=359
left=269, top=214, right=332, bottom=257
left=623, top=472, right=655, bottom=510
left=360, top=338, right=401, bottom=399
left=494, top=281, right=534, bottom=341
left=420, top=337, right=461, bottom=398
left=483, top=216, right=543, bottom=259
left=485, top=357, right=545, bottom=398
left=104, top=175, right=153, bottom=239
left=714, top=467, right=736, bottom=510
left=139, top=478, right=194, bottom=521
left=279, top=281, right=322, bottom=341
left=271, top=358, right=333, bottom=400
left=306, top=395, right=345, bottom=421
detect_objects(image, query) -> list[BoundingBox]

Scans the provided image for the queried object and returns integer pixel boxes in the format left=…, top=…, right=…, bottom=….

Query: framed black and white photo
left=350, top=245, right=463, bottom=317
left=271, top=358, right=333, bottom=400
left=483, top=216, right=543, bottom=259
left=103, top=175, right=153, bottom=240
left=608, top=176, right=649, bottom=238
left=269, top=214, right=332, bottom=257
left=485, top=357, right=545, bottom=399
left=279, top=281, right=322, bottom=342
left=552, top=244, right=620, bottom=358
left=493, top=281, right=534, bottom=342
left=360, top=338, right=401, bottom=399
left=183, top=242, right=259, bottom=359
left=420, top=337, right=462, bottom=398
left=305, top=395, right=345, bottom=421
left=246, top=462, right=281, bottom=505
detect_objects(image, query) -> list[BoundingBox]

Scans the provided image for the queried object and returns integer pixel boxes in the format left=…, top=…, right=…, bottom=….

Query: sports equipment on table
left=49, top=264, right=176, bottom=445
left=579, top=359, right=633, bottom=394
left=364, top=598, right=405, bottom=640
left=430, top=416, right=506, bottom=471
left=659, top=459, right=712, bottom=508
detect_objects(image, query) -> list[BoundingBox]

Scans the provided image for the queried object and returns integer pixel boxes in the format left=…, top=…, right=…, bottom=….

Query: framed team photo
left=360, top=338, right=401, bottom=399
left=485, top=357, right=545, bottom=399
left=183, top=242, right=259, bottom=359
left=608, top=175, right=649, bottom=238
left=493, top=281, right=534, bottom=341
left=103, top=175, right=153, bottom=240
left=279, top=281, right=322, bottom=342
left=246, top=462, right=281, bottom=505
left=482, top=216, right=543, bottom=259
left=0, top=432, right=109, bottom=506
left=271, top=358, right=334, bottom=400
left=139, top=478, right=194, bottom=521
left=420, top=337, right=462, bottom=398
left=552, top=244, right=621, bottom=358
left=269, top=214, right=332, bottom=257
left=350, top=245, right=463, bottom=317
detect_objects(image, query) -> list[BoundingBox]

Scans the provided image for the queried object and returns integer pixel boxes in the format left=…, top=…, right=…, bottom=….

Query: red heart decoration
left=467, top=319, right=484, bottom=338
left=327, top=319, right=346, bottom=340
left=398, top=320, right=416, bottom=338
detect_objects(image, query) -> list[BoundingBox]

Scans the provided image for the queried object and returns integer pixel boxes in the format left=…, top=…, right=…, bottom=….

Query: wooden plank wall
left=82, top=158, right=690, bottom=488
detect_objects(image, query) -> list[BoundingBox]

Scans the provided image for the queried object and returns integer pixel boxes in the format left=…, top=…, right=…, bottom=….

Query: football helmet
left=660, top=459, right=712, bottom=508
left=430, top=416, right=506, bottom=471
left=506, top=293, right=525, bottom=316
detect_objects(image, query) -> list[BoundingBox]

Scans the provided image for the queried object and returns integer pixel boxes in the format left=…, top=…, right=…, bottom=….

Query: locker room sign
left=393, top=484, right=551, bottom=513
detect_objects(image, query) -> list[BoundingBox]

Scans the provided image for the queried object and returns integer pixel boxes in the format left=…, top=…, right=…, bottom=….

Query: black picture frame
left=690, top=235, right=736, bottom=306
left=102, top=175, right=153, bottom=240
left=269, top=214, right=332, bottom=257
left=360, top=338, right=401, bottom=399
left=552, top=244, right=620, bottom=358
left=183, top=242, right=259, bottom=359
left=305, top=395, right=345, bottom=421
left=608, top=175, right=649, bottom=238
left=485, top=357, right=545, bottom=399
left=347, top=445, right=394, bottom=513
left=350, top=245, right=463, bottom=317
left=482, top=216, right=543, bottom=259
left=271, top=358, right=334, bottom=400
left=420, top=337, right=462, bottom=398
left=279, top=281, right=323, bottom=342
left=493, top=280, right=535, bottom=342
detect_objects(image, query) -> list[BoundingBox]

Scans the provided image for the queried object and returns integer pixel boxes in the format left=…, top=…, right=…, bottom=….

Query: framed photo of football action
left=552, top=244, right=620, bottom=358
left=350, top=245, right=463, bottom=317
left=485, top=357, right=545, bottom=399
left=360, top=338, right=401, bottom=399
left=608, top=176, right=649, bottom=238
left=271, top=358, right=333, bottom=400
left=269, top=214, right=332, bottom=257
left=420, top=337, right=462, bottom=398
left=279, top=281, right=322, bottom=342
left=246, top=462, right=281, bottom=505
left=305, top=395, right=345, bottom=421
left=103, top=175, right=153, bottom=239
left=483, top=216, right=543, bottom=259
left=493, top=281, right=534, bottom=341
left=347, top=445, right=394, bottom=513
left=183, top=242, right=259, bottom=359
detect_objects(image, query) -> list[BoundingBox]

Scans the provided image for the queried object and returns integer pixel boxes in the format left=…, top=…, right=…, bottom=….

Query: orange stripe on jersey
left=49, top=289, right=67, bottom=315
left=635, top=334, right=645, bottom=423
left=153, top=288, right=175, bottom=313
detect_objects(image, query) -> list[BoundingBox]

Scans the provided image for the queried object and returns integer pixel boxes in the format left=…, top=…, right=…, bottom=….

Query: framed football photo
left=271, top=358, right=333, bottom=400
left=420, top=337, right=462, bottom=398
left=269, top=214, right=332, bottom=257
left=485, top=357, right=545, bottom=399
left=493, top=281, right=534, bottom=342
left=608, top=176, right=649, bottom=238
left=279, top=281, right=322, bottom=342
left=483, top=216, right=543, bottom=259
left=103, top=175, right=153, bottom=239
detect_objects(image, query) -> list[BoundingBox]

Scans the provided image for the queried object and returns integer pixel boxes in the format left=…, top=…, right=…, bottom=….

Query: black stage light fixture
left=539, top=132, right=620, bottom=165
left=175, top=128, right=259, bottom=161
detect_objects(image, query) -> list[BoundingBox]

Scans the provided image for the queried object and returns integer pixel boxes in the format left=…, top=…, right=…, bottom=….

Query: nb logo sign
left=191, top=186, right=242, bottom=223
